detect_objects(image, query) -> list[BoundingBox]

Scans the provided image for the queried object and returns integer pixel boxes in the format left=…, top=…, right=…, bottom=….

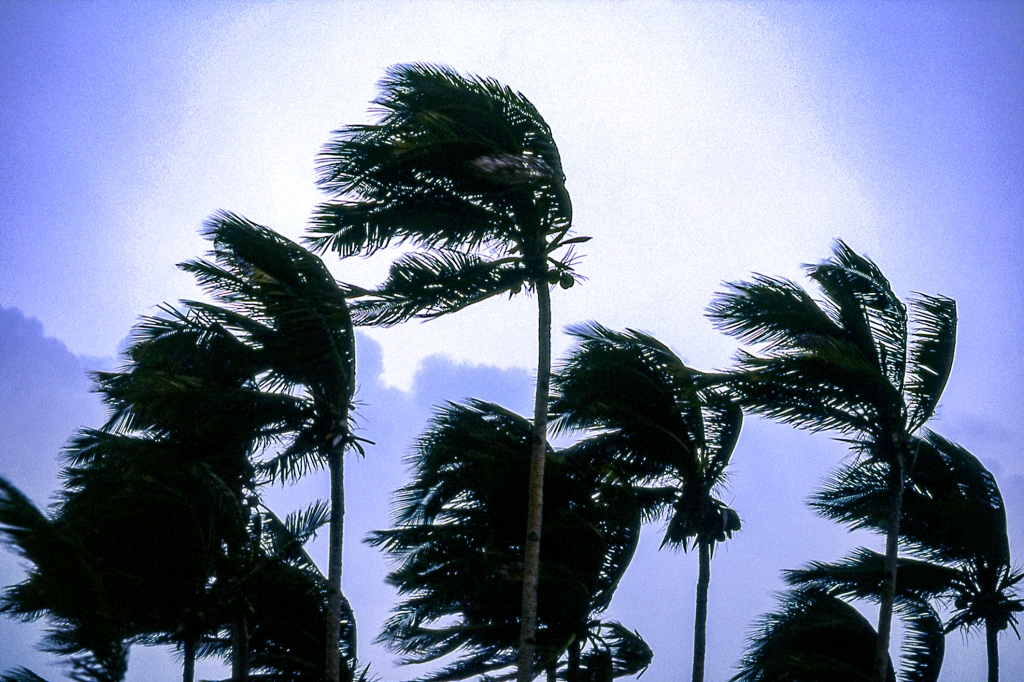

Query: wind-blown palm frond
left=732, top=588, right=896, bottom=682
left=0, top=669, right=50, bottom=682
left=368, top=400, right=644, bottom=682
left=311, top=63, right=571, bottom=259
left=784, top=550, right=949, bottom=682
left=352, top=250, right=528, bottom=326
left=808, top=433, right=1021, bottom=680
left=0, top=479, right=130, bottom=682
left=904, top=296, right=956, bottom=433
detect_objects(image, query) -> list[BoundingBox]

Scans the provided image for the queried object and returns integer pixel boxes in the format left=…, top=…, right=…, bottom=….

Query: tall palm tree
left=550, top=323, right=742, bottom=682
left=731, top=587, right=897, bottom=682
left=707, top=240, right=957, bottom=681
left=368, top=400, right=650, bottom=682
left=310, top=63, right=585, bottom=682
left=94, top=213, right=359, bottom=680
left=179, top=212, right=359, bottom=682
left=799, top=431, right=1023, bottom=682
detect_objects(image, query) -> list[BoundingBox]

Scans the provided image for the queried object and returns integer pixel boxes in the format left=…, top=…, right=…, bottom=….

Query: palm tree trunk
left=231, top=613, right=249, bottom=682
left=986, top=618, right=999, bottom=682
left=517, top=280, right=552, bottom=682
left=183, top=637, right=196, bottom=682
left=875, top=452, right=904, bottom=682
left=567, top=634, right=581, bottom=682
left=326, top=432, right=346, bottom=682
left=692, top=539, right=711, bottom=682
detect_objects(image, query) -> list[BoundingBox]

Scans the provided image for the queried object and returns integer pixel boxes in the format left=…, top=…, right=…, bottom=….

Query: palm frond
left=904, top=296, right=956, bottom=432
left=807, top=240, right=908, bottom=390
left=368, top=400, right=643, bottom=680
left=0, top=669, right=50, bottom=682
left=731, top=587, right=895, bottom=682
left=894, top=597, right=945, bottom=682
left=352, top=250, right=528, bottom=327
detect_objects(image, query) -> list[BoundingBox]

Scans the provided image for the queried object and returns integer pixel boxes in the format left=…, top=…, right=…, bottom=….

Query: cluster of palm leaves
left=1, top=63, right=1019, bottom=682
left=1, top=216, right=359, bottom=681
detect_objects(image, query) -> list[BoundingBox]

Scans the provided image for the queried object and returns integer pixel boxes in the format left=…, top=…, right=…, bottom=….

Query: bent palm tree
left=551, top=323, right=741, bottom=682
left=708, top=241, right=957, bottom=681
left=801, top=431, right=1022, bottom=681
left=368, top=400, right=649, bottom=682
left=311, top=64, right=585, bottom=682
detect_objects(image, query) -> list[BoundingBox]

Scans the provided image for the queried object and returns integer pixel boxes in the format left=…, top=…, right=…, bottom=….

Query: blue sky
left=1, top=2, right=1022, bottom=680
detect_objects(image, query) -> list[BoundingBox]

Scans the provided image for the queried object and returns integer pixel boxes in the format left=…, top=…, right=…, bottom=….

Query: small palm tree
left=732, top=587, right=897, bottom=682
left=368, top=400, right=650, bottom=682
left=801, top=431, right=1023, bottom=682
left=311, top=64, right=586, bottom=682
left=708, top=241, right=957, bottom=681
left=551, top=323, right=741, bottom=682
left=0, top=477, right=130, bottom=682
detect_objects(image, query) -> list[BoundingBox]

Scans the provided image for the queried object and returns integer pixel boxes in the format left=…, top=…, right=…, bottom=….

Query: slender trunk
left=986, top=619, right=999, bottom=682
left=231, top=613, right=249, bottom=682
left=692, top=539, right=711, bottom=682
left=516, top=280, right=552, bottom=682
left=567, top=634, right=581, bottom=682
left=182, top=637, right=196, bottom=682
left=875, top=451, right=904, bottom=682
left=546, top=665, right=557, bottom=682
left=326, top=428, right=347, bottom=682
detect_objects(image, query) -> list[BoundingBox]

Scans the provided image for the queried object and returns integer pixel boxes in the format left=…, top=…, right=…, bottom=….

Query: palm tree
left=707, top=240, right=957, bottom=681
left=368, top=400, right=650, bottom=682
left=178, top=212, right=358, bottom=682
left=0, top=477, right=131, bottom=682
left=550, top=323, right=741, bottom=682
left=310, top=63, right=585, bottom=682
left=799, top=431, right=1023, bottom=682
left=731, top=587, right=897, bottom=682
left=91, top=213, right=359, bottom=680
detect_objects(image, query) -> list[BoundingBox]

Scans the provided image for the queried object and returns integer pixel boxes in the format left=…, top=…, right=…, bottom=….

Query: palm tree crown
left=801, top=431, right=1022, bottom=681
left=369, top=400, right=649, bottom=682
left=310, top=62, right=583, bottom=322
left=551, top=323, right=741, bottom=682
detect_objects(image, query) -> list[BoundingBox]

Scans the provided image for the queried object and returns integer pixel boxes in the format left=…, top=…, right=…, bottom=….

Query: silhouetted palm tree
left=178, top=213, right=359, bottom=682
left=83, top=215, right=359, bottom=680
left=368, top=400, right=649, bottom=682
left=708, top=241, right=957, bottom=681
left=551, top=323, right=741, bottom=682
left=0, top=477, right=130, bottom=682
left=731, top=587, right=897, bottom=682
left=799, top=431, right=1022, bottom=682
left=311, top=64, right=585, bottom=682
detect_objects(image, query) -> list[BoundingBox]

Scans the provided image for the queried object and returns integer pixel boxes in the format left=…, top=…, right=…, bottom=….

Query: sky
left=1, top=1, right=1022, bottom=680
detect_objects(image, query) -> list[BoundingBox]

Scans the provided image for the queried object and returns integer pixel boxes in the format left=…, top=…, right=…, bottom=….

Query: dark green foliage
left=784, top=550, right=947, bottom=682
left=310, top=62, right=585, bottom=324
left=0, top=478, right=130, bottom=682
left=552, top=322, right=742, bottom=551
left=707, top=241, right=956, bottom=444
left=810, top=433, right=1023, bottom=640
left=369, top=401, right=649, bottom=682
left=731, top=588, right=896, bottom=682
